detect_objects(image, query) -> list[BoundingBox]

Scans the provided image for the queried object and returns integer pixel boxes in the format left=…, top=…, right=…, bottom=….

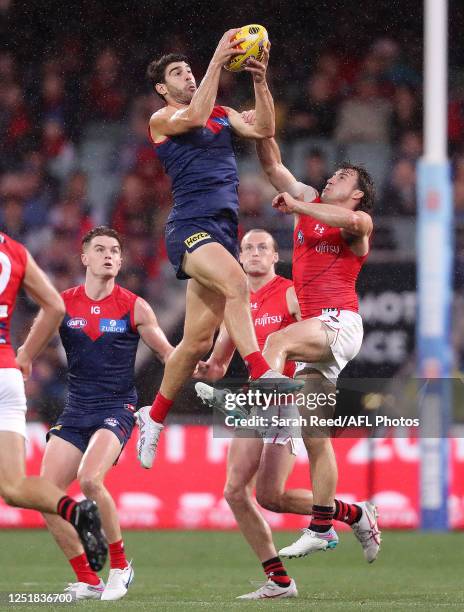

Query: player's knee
left=78, top=475, right=103, bottom=499
left=264, top=330, right=286, bottom=354
left=224, top=275, right=249, bottom=302
left=256, top=487, right=283, bottom=513
left=0, top=481, right=22, bottom=507
left=303, top=435, right=332, bottom=455
left=224, top=482, right=249, bottom=508
left=182, top=336, right=214, bottom=360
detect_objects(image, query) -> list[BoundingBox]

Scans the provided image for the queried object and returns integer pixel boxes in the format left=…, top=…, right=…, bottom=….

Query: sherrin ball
left=225, top=24, right=269, bottom=72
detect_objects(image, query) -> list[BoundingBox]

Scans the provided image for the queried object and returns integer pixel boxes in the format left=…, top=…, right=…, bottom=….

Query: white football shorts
left=0, top=368, right=27, bottom=438
left=295, top=309, right=364, bottom=382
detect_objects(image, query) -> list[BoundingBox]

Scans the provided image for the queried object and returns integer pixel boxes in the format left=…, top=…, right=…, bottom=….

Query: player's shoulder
left=150, top=105, right=177, bottom=126
left=275, top=275, right=294, bottom=291
left=61, top=285, right=83, bottom=303
left=0, top=232, right=27, bottom=262
left=114, top=284, right=139, bottom=306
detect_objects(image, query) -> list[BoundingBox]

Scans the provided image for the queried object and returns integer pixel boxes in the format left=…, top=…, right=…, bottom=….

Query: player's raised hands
left=272, top=192, right=298, bottom=214
left=212, top=29, right=247, bottom=67
left=240, top=109, right=256, bottom=124
left=244, top=42, right=270, bottom=83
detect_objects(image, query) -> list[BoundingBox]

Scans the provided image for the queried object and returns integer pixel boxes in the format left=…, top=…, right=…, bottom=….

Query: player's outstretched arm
left=239, top=112, right=319, bottom=199
left=226, top=45, right=275, bottom=139
left=135, top=297, right=174, bottom=363
left=272, top=192, right=373, bottom=237
left=150, top=29, right=245, bottom=139
left=256, top=137, right=318, bottom=202
left=16, top=252, right=66, bottom=379
left=194, top=323, right=235, bottom=382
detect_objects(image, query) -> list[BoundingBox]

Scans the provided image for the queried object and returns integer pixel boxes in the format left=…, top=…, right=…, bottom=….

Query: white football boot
left=64, top=579, right=105, bottom=600
left=237, top=578, right=298, bottom=600
left=195, top=383, right=248, bottom=420
left=101, top=562, right=134, bottom=601
left=350, top=501, right=381, bottom=563
left=279, top=527, right=339, bottom=558
left=136, top=405, right=164, bottom=469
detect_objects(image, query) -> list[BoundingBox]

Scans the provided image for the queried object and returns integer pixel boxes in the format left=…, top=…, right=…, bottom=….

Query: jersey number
left=0, top=252, right=12, bottom=296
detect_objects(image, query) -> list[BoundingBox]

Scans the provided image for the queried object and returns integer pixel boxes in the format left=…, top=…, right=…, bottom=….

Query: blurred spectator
left=449, top=88, right=464, bottom=153
left=87, top=48, right=127, bottom=122
left=39, top=72, right=67, bottom=124
left=398, top=130, right=422, bottom=160
left=334, top=77, right=392, bottom=143
left=112, top=173, right=151, bottom=234
left=0, top=195, right=26, bottom=241
left=0, top=83, right=32, bottom=167
left=383, top=158, right=416, bottom=216
left=42, top=118, right=76, bottom=180
left=22, top=167, right=55, bottom=228
left=49, top=198, right=93, bottom=249
left=300, top=148, right=330, bottom=193
left=237, top=174, right=272, bottom=234
left=370, top=38, right=421, bottom=89
left=390, top=85, right=422, bottom=145
left=285, top=72, right=337, bottom=140
left=63, top=171, right=89, bottom=207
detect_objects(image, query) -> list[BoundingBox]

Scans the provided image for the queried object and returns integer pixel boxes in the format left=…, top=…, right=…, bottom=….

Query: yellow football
left=225, top=24, right=269, bottom=72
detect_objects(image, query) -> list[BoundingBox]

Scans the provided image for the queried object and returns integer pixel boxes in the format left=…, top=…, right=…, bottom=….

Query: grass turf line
left=0, top=530, right=462, bottom=611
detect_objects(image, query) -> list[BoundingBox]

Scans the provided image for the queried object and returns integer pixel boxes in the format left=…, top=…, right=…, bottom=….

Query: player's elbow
left=50, top=295, right=66, bottom=319
left=346, top=212, right=363, bottom=235
left=255, top=125, right=275, bottom=139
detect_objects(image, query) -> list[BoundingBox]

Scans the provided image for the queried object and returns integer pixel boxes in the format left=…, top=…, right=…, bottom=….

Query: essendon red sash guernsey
left=292, top=198, right=368, bottom=320
left=250, top=275, right=297, bottom=377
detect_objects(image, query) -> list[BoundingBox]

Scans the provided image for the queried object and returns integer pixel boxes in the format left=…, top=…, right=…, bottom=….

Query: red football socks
left=244, top=351, right=270, bottom=380
left=333, top=499, right=362, bottom=525
left=262, top=556, right=291, bottom=587
left=149, top=392, right=173, bottom=423
left=310, top=504, right=334, bottom=533
left=109, top=539, right=128, bottom=570
left=57, top=495, right=78, bottom=523
left=69, top=553, right=100, bottom=586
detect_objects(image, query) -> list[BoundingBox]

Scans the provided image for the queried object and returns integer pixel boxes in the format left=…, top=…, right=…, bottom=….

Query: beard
left=171, top=86, right=194, bottom=105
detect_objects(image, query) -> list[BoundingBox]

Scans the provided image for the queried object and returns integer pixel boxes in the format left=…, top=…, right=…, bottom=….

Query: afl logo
left=67, top=317, right=87, bottom=329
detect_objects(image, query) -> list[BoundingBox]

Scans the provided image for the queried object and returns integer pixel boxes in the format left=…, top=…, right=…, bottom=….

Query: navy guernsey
left=152, top=105, right=239, bottom=222
left=59, top=284, right=139, bottom=415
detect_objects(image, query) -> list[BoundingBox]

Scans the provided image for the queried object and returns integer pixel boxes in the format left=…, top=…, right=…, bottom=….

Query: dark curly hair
left=146, top=53, right=190, bottom=100
left=338, top=162, right=375, bottom=214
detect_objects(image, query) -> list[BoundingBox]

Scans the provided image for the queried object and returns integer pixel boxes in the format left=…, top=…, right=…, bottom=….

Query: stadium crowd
left=1, top=1, right=464, bottom=421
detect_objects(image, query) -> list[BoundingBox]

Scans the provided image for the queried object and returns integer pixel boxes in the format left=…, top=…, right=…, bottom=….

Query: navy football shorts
left=165, top=212, right=239, bottom=280
left=47, top=405, right=136, bottom=456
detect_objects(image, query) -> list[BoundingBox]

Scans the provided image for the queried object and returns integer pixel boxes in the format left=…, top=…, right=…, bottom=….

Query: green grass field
left=0, top=530, right=462, bottom=611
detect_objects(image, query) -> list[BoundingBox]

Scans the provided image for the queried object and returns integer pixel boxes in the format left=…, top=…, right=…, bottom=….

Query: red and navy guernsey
left=151, top=105, right=239, bottom=223
left=59, top=284, right=140, bottom=416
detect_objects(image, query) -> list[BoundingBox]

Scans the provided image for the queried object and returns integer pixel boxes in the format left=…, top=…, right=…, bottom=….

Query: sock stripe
left=262, top=556, right=291, bottom=586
